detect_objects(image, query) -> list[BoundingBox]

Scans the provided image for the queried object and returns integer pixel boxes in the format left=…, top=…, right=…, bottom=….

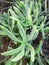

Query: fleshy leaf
left=1, top=44, right=24, bottom=56
left=27, top=43, right=35, bottom=62
left=31, top=46, right=35, bottom=62
left=0, top=26, right=22, bottom=44
left=17, top=22, right=26, bottom=40
left=28, top=25, right=38, bottom=41
left=11, top=46, right=25, bottom=62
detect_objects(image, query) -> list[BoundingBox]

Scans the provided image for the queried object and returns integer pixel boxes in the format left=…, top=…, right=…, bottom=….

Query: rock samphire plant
left=0, top=0, right=49, bottom=65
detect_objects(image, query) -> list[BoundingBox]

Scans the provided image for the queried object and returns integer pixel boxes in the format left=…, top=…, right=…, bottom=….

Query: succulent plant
left=0, top=0, right=49, bottom=65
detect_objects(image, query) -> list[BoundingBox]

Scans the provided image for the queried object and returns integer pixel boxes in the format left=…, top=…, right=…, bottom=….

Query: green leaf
left=25, top=0, right=29, bottom=17
left=32, top=30, right=39, bottom=40
left=8, top=47, right=13, bottom=50
left=25, top=46, right=30, bottom=56
left=29, top=59, right=33, bottom=65
left=17, top=22, right=26, bottom=40
left=11, top=46, right=25, bottom=62
left=42, top=28, right=45, bottom=39
left=26, top=63, right=29, bottom=65
left=10, top=16, right=20, bottom=22
left=9, top=9, right=18, bottom=18
left=45, top=58, right=49, bottom=64
left=20, top=1, right=25, bottom=8
left=0, top=31, right=6, bottom=35
left=35, top=40, right=43, bottom=54
left=31, top=46, right=35, bottom=62
left=13, top=6, right=24, bottom=19
left=15, top=1, right=25, bottom=16
left=45, top=21, right=49, bottom=26
left=11, top=20, right=15, bottom=30
left=1, top=44, right=24, bottom=56
left=38, top=0, right=41, bottom=12
left=44, top=27, right=49, bottom=33
left=0, top=18, right=8, bottom=27
left=34, top=2, right=38, bottom=16
left=9, top=9, right=20, bottom=22
left=5, top=57, right=14, bottom=65
left=27, top=8, right=32, bottom=25
left=37, top=54, right=44, bottom=65
left=30, top=2, right=33, bottom=13
left=19, top=60, right=22, bottom=65
left=40, top=22, right=45, bottom=39
left=5, top=59, right=11, bottom=65
left=12, top=62, right=17, bottom=65
left=28, top=25, right=38, bottom=41
left=0, top=26, right=22, bottom=44
left=27, top=43, right=35, bottom=62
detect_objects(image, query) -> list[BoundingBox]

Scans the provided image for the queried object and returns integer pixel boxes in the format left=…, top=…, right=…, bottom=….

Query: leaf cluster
left=0, top=0, right=49, bottom=65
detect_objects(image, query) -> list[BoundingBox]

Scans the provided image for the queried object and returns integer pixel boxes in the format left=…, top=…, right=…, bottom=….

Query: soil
left=0, top=2, right=13, bottom=12
left=42, top=39, right=49, bottom=58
